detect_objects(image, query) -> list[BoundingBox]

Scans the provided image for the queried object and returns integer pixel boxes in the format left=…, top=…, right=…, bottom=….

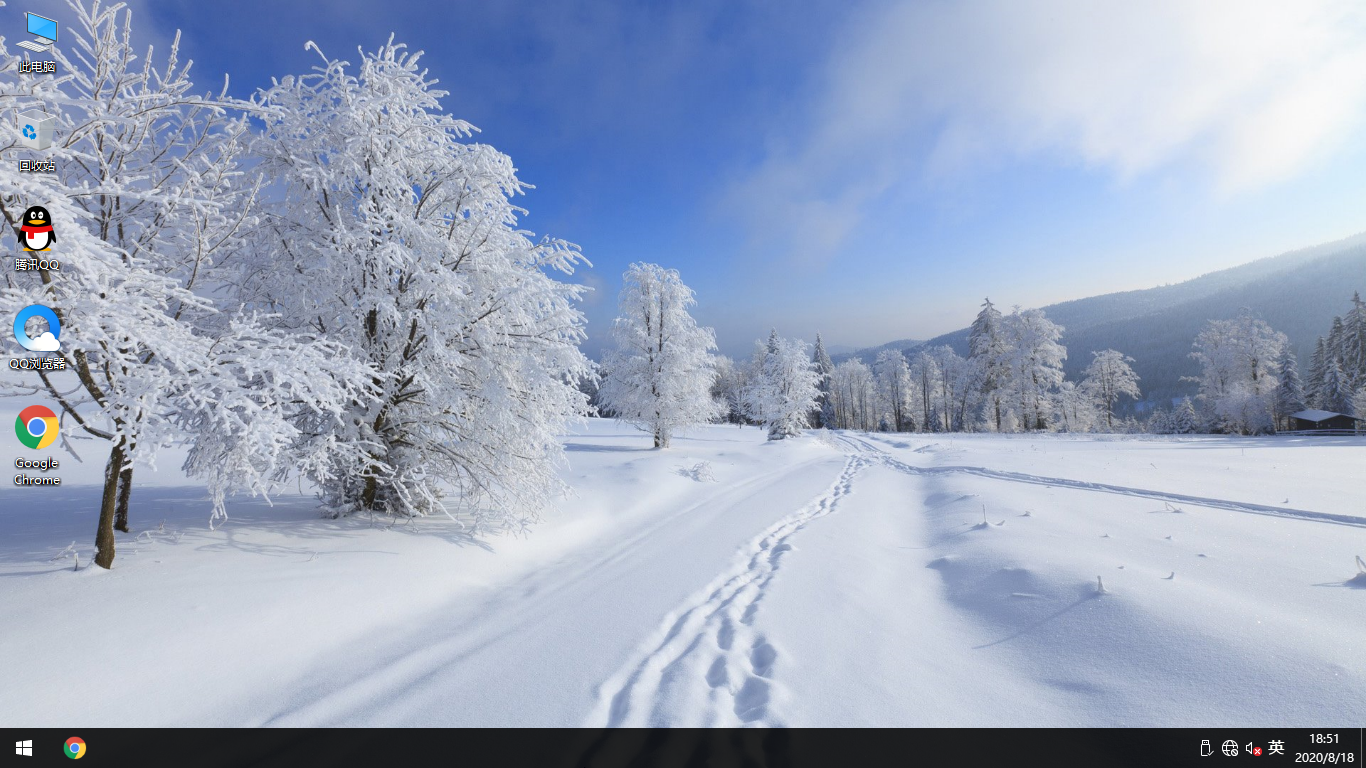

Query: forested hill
left=841, top=231, right=1366, bottom=409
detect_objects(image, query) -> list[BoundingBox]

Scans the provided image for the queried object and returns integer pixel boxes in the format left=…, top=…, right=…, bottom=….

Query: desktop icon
left=18, top=12, right=57, bottom=52
left=63, top=737, right=85, bottom=760
left=18, top=205, right=57, bottom=250
left=14, top=304, right=61, bottom=351
left=16, top=405, right=59, bottom=450
left=17, top=110, right=54, bottom=151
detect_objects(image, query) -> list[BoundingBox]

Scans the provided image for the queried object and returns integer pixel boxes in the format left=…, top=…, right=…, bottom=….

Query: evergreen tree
left=811, top=334, right=836, bottom=428
left=968, top=298, right=1008, bottom=431
left=744, top=332, right=821, bottom=440
left=1306, top=337, right=1330, bottom=409
left=1171, top=397, right=1200, bottom=434
left=1342, top=292, right=1366, bottom=390
left=1272, top=347, right=1306, bottom=430
left=1319, top=360, right=1353, bottom=414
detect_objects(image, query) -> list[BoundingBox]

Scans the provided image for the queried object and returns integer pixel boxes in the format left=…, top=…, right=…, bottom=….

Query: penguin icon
left=18, top=205, right=57, bottom=251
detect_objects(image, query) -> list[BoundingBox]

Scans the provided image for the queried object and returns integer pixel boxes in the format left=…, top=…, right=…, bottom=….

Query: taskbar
left=4, top=727, right=1363, bottom=766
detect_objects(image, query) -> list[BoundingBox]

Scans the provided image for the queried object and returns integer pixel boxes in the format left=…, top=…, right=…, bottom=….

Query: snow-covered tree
left=968, top=298, right=1009, bottom=431
left=1056, top=381, right=1099, bottom=433
left=811, top=334, right=836, bottom=428
left=1318, top=360, right=1354, bottom=415
left=1147, top=407, right=1172, bottom=434
left=910, top=350, right=940, bottom=432
left=1342, top=292, right=1366, bottom=390
left=1189, top=310, right=1286, bottom=434
left=1171, top=397, right=1200, bottom=434
left=599, top=263, right=721, bottom=448
left=929, top=345, right=974, bottom=432
left=1353, top=386, right=1366, bottom=424
left=1306, top=337, right=1330, bottom=409
left=1273, top=347, right=1306, bottom=431
left=744, top=331, right=820, bottom=439
left=1, top=2, right=366, bottom=568
left=829, top=359, right=876, bottom=431
left=1001, top=307, right=1067, bottom=431
left=1081, top=349, right=1141, bottom=431
left=874, top=349, right=912, bottom=432
left=711, top=355, right=749, bottom=426
left=244, top=40, right=592, bottom=522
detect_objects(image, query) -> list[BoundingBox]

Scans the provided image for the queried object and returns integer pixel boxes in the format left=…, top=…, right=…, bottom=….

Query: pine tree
left=744, top=332, right=821, bottom=439
left=1307, top=337, right=1330, bottom=409
left=968, top=298, right=1008, bottom=431
left=1342, top=292, right=1366, bottom=391
left=1273, top=347, right=1306, bottom=430
left=1320, top=361, right=1353, bottom=414
left=812, top=334, right=836, bottom=428
left=600, top=264, right=723, bottom=448
left=1171, top=397, right=1200, bottom=434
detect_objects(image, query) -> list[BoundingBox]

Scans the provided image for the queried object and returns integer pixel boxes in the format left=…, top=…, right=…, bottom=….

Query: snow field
left=1, top=420, right=1362, bottom=727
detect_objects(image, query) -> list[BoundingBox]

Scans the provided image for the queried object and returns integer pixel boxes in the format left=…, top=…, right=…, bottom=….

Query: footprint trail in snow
left=587, top=454, right=869, bottom=727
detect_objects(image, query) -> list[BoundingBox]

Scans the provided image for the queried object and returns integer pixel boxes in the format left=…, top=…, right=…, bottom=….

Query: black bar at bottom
left=5, top=727, right=1362, bottom=767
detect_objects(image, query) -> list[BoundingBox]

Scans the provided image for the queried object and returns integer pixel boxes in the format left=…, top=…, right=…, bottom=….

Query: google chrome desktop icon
left=16, top=405, right=59, bottom=450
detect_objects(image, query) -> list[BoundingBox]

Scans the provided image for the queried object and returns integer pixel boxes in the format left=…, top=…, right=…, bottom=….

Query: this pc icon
left=17, top=12, right=58, bottom=53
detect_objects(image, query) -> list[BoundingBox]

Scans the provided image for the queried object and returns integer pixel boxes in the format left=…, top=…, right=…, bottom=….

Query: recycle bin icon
left=18, top=110, right=54, bottom=151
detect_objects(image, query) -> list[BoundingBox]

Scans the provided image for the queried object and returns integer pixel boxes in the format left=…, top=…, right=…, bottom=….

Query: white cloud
left=729, top=0, right=1366, bottom=259
left=29, top=331, right=60, bottom=352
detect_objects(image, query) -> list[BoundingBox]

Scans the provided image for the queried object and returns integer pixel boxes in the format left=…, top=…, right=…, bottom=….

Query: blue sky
left=26, top=0, right=1366, bottom=357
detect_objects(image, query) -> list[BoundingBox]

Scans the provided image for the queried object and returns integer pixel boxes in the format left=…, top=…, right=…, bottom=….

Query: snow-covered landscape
left=4, top=419, right=1362, bottom=727
left=4, top=0, right=1366, bottom=739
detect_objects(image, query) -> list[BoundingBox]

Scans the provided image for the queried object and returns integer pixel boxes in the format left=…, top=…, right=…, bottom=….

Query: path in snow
left=588, top=454, right=871, bottom=727
left=587, top=430, right=1365, bottom=727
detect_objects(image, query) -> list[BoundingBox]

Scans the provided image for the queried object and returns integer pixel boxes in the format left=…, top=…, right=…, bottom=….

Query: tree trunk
left=94, top=440, right=127, bottom=569
left=654, top=430, right=668, bottom=449
left=114, top=461, right=134, bottom=532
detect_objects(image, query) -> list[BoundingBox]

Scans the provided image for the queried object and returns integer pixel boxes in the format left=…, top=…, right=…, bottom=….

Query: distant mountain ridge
left=836, top=231, right=1366, bottom=410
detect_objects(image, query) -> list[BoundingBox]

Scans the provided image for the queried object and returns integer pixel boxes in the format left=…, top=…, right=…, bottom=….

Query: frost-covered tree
left=811, top=334, right=836, bottom=428
left=1, top=2, right=364, bottom=568
left=1002, top=307, right=1067, bottom=431
left=968, top=298, right=1009, bottom=431
left=1353, top=386, right=1366, bottom=424
left=598, top=263, right=720, bottom=448
left=1306, top=337, right=1330, bottom=409
left=1189, top=311, right=1286, bottom=434
left=1081, top=349, right=1141, bottom=431
left=829, top=359, right=876, bottom=431
left=910, top=350, right=940, bottom=432
left=1272, top=347, right=1306, bottom=431
left=711, top=355, right=749, bottom=426
left=1171, top=397, right=1200, bottom=434
left=244, top=40, right=592, bottom=522
left=1342, top=292, right=1366, bottom=390
left=1318, top=361, right=1353, bottom=415
left=929, top=345, right=973, bottom=432
left=1056, top=381, right=1099, bottom=433
left=874, top=349, right=912, bottom=432
left=1147, top=407, right=1172, bottom=434
left=744, top=331, right=820, bottom=439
